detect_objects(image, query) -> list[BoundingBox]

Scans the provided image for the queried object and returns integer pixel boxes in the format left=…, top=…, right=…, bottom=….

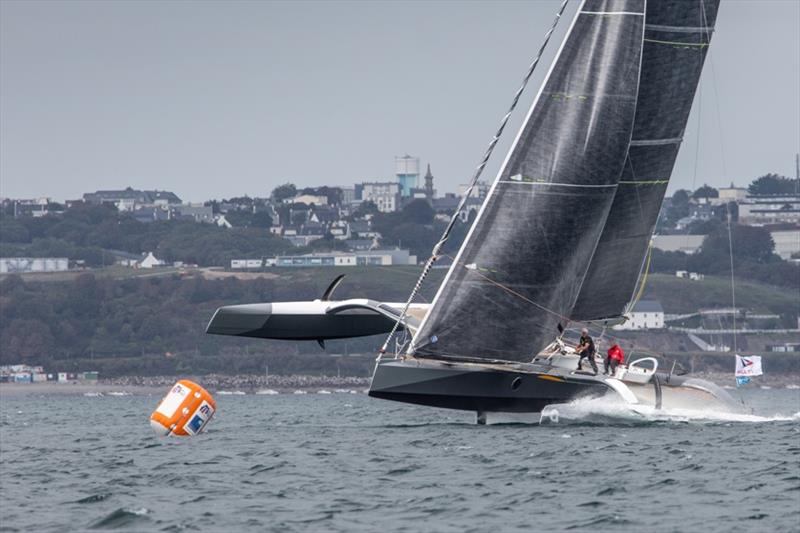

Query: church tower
left=424, top=164, right=435, bottom=200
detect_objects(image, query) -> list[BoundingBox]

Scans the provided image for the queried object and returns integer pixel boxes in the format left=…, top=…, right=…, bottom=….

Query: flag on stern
left=735, top=355, right=763, bottom=387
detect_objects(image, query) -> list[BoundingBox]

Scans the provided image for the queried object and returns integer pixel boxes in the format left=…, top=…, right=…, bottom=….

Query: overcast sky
left=1, top=0, right=798, bottom=202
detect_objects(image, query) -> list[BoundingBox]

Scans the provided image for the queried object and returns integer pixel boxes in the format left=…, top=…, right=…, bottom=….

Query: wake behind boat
left=207, top=0, right=743, bottom=422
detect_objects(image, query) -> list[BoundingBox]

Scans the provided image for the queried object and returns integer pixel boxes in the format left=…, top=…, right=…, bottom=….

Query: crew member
left=605, top=342, right=625, bottom=377
left=575, top=328, right=598, bottom=375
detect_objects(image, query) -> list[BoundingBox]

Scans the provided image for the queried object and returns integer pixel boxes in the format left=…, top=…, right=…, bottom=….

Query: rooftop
left=631, top=300, right=664, bottom=313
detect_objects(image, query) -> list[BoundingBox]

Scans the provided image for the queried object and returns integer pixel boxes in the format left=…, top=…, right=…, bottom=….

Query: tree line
left=0, top=203, right=298, bottom=267
left=0, top=270, right=421, bottom=375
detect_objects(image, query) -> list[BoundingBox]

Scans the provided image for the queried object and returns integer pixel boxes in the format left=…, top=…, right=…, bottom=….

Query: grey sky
left=1, top=0, right=798, bottom=203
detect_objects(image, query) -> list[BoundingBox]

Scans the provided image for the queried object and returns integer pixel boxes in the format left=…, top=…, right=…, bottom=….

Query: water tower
left=395, top=155, right=420, bottom=197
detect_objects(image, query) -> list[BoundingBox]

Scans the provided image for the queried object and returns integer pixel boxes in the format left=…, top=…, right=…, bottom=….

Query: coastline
left=0, top=374, right=372, bottom=397
left=1, top=371, right=797, bottom=397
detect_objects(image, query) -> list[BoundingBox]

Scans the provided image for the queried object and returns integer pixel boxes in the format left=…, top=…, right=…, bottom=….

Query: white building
left=738, top=195, right=800, bottom=225
left=715, top=186, right=748, bottom=204
left=272, top=248, right=416, bottom=267
left=615, top=300, right=665, bottom=330
left=770, top=229, right=800, bottom=260
left=138, top=252, right=165, bottom=269
left=652, top=234, right=705, bottom=254
left=675, top=271, right=704, bottom=281
left=339, top=186, right=357, bottom=205
left=215, top=215, right=233, bottom=228
left=329, top=221, right=351, bottom=240
left=361, top=182, right=401, bottom=213
left=231, top=259, right=264, bottom=270
left=286, top=194, right=328, bottom=206
left=0, top=257, right=68, bottom=274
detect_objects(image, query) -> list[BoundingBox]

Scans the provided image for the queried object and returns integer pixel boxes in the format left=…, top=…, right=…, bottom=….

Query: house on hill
left=286, top=194, right=328, bottom=206
left=138, top=252, right=165, bottom=269
left=309, top=206, right=338, bottom=226
left=615, top=300, right=665, bottom=330
left=83, top=187, right=181, bottom=211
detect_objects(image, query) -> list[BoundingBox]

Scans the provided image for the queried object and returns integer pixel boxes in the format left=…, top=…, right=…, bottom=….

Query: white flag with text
left=735, top=355, right=763, bottom=377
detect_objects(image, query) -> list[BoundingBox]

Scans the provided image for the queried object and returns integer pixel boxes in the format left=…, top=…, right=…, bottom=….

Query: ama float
left=206, top=0, right=742, bottom=422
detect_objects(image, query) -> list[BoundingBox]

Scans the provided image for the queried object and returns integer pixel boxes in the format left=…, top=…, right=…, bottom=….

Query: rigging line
left=620, top=155, right=649, bottom=315
left=700, top=0, right=737, bottom=355
left=710, top=66, right=738, bottom=356
left=624, top=154, right=647, bottom=229
left=377, top=0, right=572, bottom=358
left=629, top=239, right=654, bottom=310
left=456, top=253, right=654, bottom=348
left=678, top=66, right=703, bottom=279
left=468, top=266, right=571, bottom=322
left=448, top=254, right=575, bottom=325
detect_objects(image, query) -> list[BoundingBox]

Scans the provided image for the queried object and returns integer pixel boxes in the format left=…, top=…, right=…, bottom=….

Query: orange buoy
left=150, top=380, right=216, bottom=436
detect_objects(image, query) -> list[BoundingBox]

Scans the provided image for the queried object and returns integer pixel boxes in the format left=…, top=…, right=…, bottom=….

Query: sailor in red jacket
left=605, top=343, right=625, bottom=377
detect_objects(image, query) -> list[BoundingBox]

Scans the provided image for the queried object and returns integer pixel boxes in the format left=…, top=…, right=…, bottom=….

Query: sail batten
left=410, top=0, right=646, bottom=363
left=570, top=0, right=721, bottom=322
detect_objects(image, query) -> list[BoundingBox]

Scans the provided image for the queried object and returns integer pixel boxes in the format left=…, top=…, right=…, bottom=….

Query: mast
left=410, top=0, right=646, bottom=363
left=571, top=0, right=721, bottom=322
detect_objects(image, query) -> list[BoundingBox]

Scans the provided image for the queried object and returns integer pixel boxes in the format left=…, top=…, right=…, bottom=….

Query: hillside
left=642, top=274, right=799, bottom=318
left=0, top=266, right=796, bottom=377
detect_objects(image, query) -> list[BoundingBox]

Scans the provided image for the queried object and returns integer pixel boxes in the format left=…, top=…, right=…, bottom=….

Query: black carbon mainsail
left=571, top=0, right=720, bottom=321
left=410, top=0, right=645, bottom=363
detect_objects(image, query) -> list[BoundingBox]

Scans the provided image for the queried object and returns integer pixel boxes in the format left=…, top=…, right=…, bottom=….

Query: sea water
left=0, top=389, right=798, bottom=532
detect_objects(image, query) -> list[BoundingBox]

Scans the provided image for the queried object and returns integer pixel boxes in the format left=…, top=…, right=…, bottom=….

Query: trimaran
left=206, top=0, right=742, bottom=422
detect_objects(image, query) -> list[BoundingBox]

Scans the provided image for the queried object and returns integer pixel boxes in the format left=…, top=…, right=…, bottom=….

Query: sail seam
left=629, top=137, right=682, bottom=146
left=618, top=179, right=669, bottom=185
left=644, top=38, right=709, bottom=47
left=498, top=180, right=617, bottom=188
left=645, top=24, right=714, bottom=34
left=580, top=11, right=643, bottom=16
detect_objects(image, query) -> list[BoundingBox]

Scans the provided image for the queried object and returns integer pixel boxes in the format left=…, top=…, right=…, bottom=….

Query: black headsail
left=571, top=0, right=720, bottom=321
left=410, top=0, right=645, bottom=363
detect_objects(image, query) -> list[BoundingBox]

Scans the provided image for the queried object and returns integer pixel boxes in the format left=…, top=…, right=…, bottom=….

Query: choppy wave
left=89, top=507, right=150, bottom=529
left=3, top=387, right=799, bottom=533
left=540, top=395, right=800, bottom=426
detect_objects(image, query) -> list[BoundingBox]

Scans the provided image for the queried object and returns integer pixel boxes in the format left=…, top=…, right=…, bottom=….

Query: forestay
left=411, top=0, right=645, bottom=363
left=571, top=0, right=720, bottom=321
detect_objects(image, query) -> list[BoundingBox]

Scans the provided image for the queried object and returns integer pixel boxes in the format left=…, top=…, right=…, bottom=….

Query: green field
left=268, top=265, right=445, bottom=302
left=6, top=264, right=795, bottom=317
left=266, top=267, right=796, bottom=318
left=642, top=273, right=798, bottom=316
